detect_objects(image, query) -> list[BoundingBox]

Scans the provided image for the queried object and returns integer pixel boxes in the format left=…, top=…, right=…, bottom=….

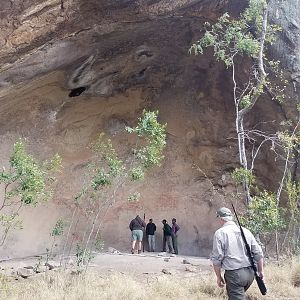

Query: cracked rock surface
left=0, top=0, right=299, bottom=257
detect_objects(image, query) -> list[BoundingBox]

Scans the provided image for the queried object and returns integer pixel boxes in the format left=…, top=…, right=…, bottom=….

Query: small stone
left=45, top=260, right=60, bottom=270
left=24, top=265, right=34, bottom=269
left=164, top=258, right=170, bottom=262
left=161, top=268, right=172, bottom=275
left=34, top=265, right=48, bottom=273
left=182, top=259, right=191, bottom=264
left=108, top=247, right=122, bottom=255
left=185, top=266, right=197, bottom=273
left=17, top=268, right=34, bottom=278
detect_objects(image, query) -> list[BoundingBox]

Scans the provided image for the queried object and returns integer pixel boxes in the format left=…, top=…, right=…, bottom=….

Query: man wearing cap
left=210, top=207, right=264, bottom=300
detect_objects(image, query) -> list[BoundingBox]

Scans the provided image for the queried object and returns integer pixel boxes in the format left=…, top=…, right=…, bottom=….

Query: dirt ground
left=0, top=250, right=212, bottom=281
left=92, top=251, right=211, bottom=275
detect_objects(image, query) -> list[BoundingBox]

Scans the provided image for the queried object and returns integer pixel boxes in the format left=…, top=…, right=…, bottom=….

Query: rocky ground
left=0, top=248, right=211, bottom=282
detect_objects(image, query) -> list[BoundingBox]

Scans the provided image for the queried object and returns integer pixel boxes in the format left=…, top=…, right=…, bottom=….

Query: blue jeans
left=148, top=235, right=155, bottom=251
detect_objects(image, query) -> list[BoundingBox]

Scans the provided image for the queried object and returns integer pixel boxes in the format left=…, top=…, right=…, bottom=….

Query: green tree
left=190, top=0, right=282, bottom=203
left=0, top=140, right=62, bottom=245
left=190, top=1, right=300, bottom=256
left=242, top=190, right=283, bottom=253
left=47, top=218, right=65, bottom=263
left=282, top=173, right=300, bottom=254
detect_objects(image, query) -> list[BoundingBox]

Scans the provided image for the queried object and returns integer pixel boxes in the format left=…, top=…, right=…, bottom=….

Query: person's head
left=149, top=218, right=153, bottom=223
left=162, top=219, right=167, bottom=225
left=172, top=218, right=176, bottom=224
left=216, top=207, right=233, bottom=224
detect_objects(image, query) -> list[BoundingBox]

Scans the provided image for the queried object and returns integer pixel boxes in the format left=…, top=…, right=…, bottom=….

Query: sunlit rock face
left=269, top=0, right=300, bottom=91
left=0, top=0, right=298, bottom=257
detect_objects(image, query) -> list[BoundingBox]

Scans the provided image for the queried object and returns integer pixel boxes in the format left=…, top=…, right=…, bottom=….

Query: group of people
left=129, top=216, right=180, bottom=255
left=129, top=207, right=264, bottom=300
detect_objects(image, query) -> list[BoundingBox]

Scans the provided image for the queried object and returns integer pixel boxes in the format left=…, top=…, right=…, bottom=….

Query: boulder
left=17, top=268, right=34, bottom=278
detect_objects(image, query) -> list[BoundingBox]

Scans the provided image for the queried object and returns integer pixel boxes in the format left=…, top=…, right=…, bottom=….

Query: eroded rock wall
left=0, top=0, right=298, bottom=257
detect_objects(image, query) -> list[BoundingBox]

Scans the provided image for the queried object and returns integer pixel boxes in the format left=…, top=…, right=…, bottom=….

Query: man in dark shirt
left=162, top=219, right=174, bottom=253
left=129, top=215, right=146, bottom=254
left=146, top=218, right=156, bottom=252
left=171, top=218, right=180, bottom=255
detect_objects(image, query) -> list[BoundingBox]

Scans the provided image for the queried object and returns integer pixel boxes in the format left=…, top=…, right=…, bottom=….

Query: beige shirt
left=210, top=221, right=263, bottom=271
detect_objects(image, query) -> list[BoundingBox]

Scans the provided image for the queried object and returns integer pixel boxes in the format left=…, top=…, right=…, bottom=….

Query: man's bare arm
left=213, top=264, right=225, bottom=288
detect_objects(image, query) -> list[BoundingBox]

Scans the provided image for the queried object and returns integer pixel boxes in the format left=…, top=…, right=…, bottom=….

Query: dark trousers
left=224, top=267, right=254, bottom=300
left=163, top=235, right=173, bottom=253
left=172, top=234, right=178, bottom=254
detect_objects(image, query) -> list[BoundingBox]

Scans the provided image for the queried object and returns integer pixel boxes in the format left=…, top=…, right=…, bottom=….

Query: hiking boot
left=131, top=249, right=135, bottom=254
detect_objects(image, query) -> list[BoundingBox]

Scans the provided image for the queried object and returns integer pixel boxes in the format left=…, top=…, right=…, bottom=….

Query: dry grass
left=0, top=271, right=226, bottom=300
left=291, top=261, right=300, bottom=287
left=245, top=258, right=300, bottom=300
left=1, top=259, right=300, bottom=300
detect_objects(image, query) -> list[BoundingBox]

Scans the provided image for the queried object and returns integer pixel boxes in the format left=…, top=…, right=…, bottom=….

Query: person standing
left=146, top=218, right=156, bottom=252
left=129, top=215, right=146, bottom=254
left=162, top=219, right=174, bottom=253
left=210, top=207, right=264, bottom=300
left=171, top=218, right=180, bottom=255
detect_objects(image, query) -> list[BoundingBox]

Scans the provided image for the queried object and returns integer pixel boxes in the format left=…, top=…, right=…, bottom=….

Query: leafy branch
left=0, top=140, right=62, bottom=245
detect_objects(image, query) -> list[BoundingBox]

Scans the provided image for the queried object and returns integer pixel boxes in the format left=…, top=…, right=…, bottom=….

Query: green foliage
left=242, top=0, right=266, bottom=26
left=0, top=140, right=62, bottom=245
left=242, top=190, right=283, bottom=235
left=130, top=167, right=144, bottom=181
left=0, top=214, right=23, bottom=231
left=70, top=111, right=166, bottom=268
left=75, top=244, right=94, bottom=268
left=232, top=167, right=255, bottom=187
left=94, top=237, right=105, bottom=251
left=190, top=0, right=280, bottom=62
left=81, top=110, right=166, bottom=196
left=240, top=94, right=252, bottom=109
left=285, top=173, right=300, bottom=221
left=4, top=140, right=61, bottom=205
left=89, top=134, right=124, bottom=190
left=189, top=9, right=261, bottom=67
left=91, top=171, right=112, bottom=188
left=126, top=110, right=166, bottom=168
left=190, top=0, right=282, bottom=111
left=51, top=219, right=65, bottom=237
left=10, top=142, right=48, bottom=204
left=243, top=0, right=281, bottom=44
left=265, top=60, right=288, bottom=103
left=277, top=131, right=298, bottom=151
left=127, top=192, right=141, bottom=202
left=282, top=173, right=300, bottom=254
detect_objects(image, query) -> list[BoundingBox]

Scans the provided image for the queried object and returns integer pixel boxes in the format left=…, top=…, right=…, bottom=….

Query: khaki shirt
left=210, top=221, right=263, bottom=270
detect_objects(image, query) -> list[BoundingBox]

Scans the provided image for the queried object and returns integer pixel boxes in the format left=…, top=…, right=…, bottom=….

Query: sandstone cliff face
left=0, top=0, right=299, bottom=257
